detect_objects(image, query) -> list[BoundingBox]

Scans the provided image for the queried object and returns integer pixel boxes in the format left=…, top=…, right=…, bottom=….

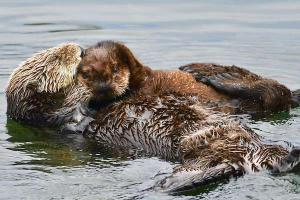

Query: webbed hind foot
left=271, top=146, right=300, bottom=173
left=179, top=63, right=292, bottom=112
left=179, top=63, right=261, bottom=97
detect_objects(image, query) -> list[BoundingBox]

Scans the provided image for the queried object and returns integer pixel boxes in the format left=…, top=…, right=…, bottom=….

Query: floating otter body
left=81, top=94, right=300, bottom=192
left=6, top=41, right=299, bottom=192
left=72, top=41, right=300, bottom=192
left=6, top=43, right=90, bottom=126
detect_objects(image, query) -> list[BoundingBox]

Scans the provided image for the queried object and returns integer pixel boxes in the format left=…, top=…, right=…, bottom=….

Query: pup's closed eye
left=112, top=65, right=119, bottom=74
left=81, top=72, right=89, bottom=79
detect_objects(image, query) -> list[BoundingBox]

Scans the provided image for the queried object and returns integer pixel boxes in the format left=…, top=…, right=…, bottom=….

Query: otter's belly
left=83, top=95, right=203, bottom=160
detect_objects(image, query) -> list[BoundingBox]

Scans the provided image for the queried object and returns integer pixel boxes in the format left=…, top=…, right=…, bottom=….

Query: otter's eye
left=81, top=72, right=89, bottom=79
left=112, top=65, right=119, bottom=74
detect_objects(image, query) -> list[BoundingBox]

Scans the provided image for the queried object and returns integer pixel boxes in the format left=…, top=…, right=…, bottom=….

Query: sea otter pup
left=77, top=41, right=297, bottom=116
left=6, top=43, right=89, bottom=127
left=77, top=41, right=231, bottom=112
left=73, top=41, right=300, bottom=192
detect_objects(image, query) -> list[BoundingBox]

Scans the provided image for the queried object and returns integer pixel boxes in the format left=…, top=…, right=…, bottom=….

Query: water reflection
left=3, top=119, right=178, bottom=199
left=5, top=119, right=129, bottom=168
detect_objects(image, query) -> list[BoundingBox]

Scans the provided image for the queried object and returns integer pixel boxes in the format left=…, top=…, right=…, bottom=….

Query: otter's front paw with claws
left=59, top=102, right=96, bottom=134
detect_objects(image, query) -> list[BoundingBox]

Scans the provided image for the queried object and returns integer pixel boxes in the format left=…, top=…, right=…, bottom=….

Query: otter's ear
left=27, top=80, right=39, bottom=91
left=118, top=45, right=146, bottom=90
left=27, top=80, right=47, bottom=93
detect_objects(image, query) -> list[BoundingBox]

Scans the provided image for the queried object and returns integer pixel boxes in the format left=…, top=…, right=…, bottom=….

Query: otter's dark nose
left=79, top=46, right=85, bottom=58
left=95, top=84, right=113, bottom=94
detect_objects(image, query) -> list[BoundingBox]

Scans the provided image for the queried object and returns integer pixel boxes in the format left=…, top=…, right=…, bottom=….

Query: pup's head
left=77, top=41, right=146, bottom=100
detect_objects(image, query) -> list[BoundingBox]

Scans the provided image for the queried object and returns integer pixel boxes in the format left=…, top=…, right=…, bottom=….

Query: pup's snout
left=94, top=83, right=113, bottom=94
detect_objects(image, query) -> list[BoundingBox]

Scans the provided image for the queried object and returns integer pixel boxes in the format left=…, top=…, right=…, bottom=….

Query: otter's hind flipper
left=157, top=163, right=244, bottom=193
left=179, top=63, right=257, bottom=84
left=179, top=63, right=262, bottom=98
left=179, top=63, right=292, bottom=112
left=157, top=146, right=300, bottom=193
left=273, top=146, right=300, bottom=173
left=292, top=89, right=300, bottom=108
left=179, top=63, right=264, bottom=95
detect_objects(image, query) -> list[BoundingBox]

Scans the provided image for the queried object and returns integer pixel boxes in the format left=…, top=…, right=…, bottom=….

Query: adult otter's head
left=77, top=41, right=146, bottom=100
left=7, top=43, right=84, bottom=94
left=6, top=43, right=85, bottom=123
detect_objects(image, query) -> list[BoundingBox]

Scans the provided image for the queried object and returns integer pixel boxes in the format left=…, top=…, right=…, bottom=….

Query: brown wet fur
left=78, top=41, right=234, bottom=113
left=180, top=63, right=293, bottom=115
left=78, top=41, right=147, bottom=102
left=75, top=41, right=300, bottom=192
left=81, top=93, right=298, bottom=192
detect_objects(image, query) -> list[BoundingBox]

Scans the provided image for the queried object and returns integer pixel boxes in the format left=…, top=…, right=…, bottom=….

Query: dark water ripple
left=0, top=0, right=300, bottom=199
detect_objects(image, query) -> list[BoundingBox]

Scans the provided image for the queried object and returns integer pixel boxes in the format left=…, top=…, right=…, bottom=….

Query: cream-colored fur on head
left=6, top=43, right=83, bottom=125
left=7, top=43, right=82, bottom=94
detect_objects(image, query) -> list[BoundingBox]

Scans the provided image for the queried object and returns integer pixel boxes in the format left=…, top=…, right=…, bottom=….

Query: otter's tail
left=292, top=89, right=300, bottom=108
left=156, top=163, right=245, bottom=194
left=156, top=147, right=300, bottom=194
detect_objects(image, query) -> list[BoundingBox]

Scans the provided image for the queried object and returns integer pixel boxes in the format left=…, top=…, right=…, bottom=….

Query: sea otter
left=77, top=41, right=298, bottom=116
left=72, top=41, right=300, bottom=192
left=6, top=43, right=91, bottom=127
left=6, top=41, right=299, bottom=192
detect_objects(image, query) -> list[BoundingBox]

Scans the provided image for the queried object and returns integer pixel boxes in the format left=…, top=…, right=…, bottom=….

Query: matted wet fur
left=77, top=93, right=300, bottom=193
left=6, top=43, right=91, bottom=126
left=72, top=41, right=300, bottom=193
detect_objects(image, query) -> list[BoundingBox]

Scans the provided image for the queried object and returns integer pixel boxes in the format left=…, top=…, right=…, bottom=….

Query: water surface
left=0, top=0, right=300, bottom=199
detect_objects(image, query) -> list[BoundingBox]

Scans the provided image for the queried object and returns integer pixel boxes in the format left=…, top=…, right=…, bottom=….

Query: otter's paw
left=59, top=102, right=96, bottom=134
left=60, top=117, right=94, bottom=134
